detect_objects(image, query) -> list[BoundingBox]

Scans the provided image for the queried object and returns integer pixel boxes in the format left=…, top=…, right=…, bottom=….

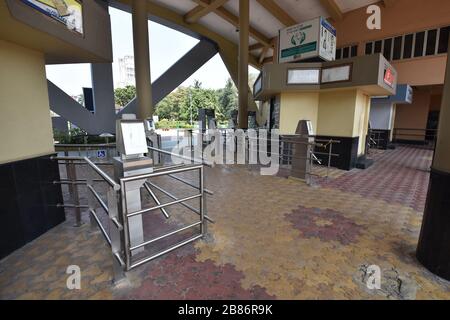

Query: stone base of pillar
left=416, top=168, right=450, bottom=281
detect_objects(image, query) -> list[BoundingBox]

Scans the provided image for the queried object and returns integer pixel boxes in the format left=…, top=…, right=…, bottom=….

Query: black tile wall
left=0, top=154, right=65, bottom=259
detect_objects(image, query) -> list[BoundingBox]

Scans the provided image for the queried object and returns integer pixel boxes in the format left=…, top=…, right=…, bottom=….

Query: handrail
left=147, top=145, right=213, bottom=167
left=55, top=143, right=117, bottom=148
left=83, top=157, right=120, bottom=191
left=146, top=181, right=215, bottom=223
left=127, top=194, right=202, bottom=218
left=121, top=164, right=203, bottom=183
left=89, top=208, right=111, bottom=245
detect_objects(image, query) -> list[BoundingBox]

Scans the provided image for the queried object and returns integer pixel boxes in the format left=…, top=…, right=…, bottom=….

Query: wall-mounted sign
left=321, top=64, right=352, bottom=83
left=21, top=0, right=83, bottom=34
left=96, top=150, right=107, bottom=159
left=279, top=17, right=336, bottom=64
left=287, top=69, right=320, bottom=84
left=383, top=68, right=395, bottom=87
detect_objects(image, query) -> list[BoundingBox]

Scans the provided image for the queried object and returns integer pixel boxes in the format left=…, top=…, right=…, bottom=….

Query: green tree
left=217, top=78, right=237, bottom=121
left=114, top=85, right=136, bottom=107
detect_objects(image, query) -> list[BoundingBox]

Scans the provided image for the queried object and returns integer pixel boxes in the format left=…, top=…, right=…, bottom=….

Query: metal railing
left=368, top=130, right=387, bottom=150
left=393, top=128, right=438, bottom=150
left=120, top=164, right=208, bottom=271
left=53, top=143, right=213, bottom=283
left=179, top=130, right=340, bottom=183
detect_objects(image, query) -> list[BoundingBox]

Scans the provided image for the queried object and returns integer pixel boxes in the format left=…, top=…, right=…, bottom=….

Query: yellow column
left=132, top=0, right=153, bottom=120
left=238, top=0, right=249, bottom=129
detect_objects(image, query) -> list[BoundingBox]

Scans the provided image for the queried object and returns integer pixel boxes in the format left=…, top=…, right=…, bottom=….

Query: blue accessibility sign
left=97, top=150, right=107, bottom=158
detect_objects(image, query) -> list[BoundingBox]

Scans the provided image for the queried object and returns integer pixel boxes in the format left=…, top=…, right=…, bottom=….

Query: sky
left=46, top=7, right=259, bottom=96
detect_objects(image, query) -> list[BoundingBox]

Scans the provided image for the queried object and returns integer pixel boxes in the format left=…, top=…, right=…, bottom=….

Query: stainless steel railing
left=120, top=164, right=208, bottom=271
left=180, top=130, right=340, bottom=183
left=52, top=144, right=213, bottom=283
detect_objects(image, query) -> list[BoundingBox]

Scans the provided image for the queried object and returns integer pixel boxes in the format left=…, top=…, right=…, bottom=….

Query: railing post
left=65, top=151, right=82, bottom=227
left=199, top=166, right=205, bottom=237
left=327, top=141, right=333, bottom=180
left=86, top=172, right=97, bottom=231
left=107, top=187, right=126, bottom=284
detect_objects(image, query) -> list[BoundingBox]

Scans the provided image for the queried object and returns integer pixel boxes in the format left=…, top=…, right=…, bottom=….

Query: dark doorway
left=426, top=111, right=440, bottom=141
left=269, top=97, right=276, bottom=130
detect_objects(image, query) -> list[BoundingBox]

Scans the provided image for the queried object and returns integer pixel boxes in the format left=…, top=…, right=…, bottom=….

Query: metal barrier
left=53, top=144, right=213, bottom=283
left=368, top=130, right=386, bottom=150
left=393, top=128, right=438, bottom=150
left=182, top=130, right=340, bottom=183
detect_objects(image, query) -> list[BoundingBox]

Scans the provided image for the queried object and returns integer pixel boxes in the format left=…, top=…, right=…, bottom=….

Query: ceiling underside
left=149, top=0, right=380, bottom=62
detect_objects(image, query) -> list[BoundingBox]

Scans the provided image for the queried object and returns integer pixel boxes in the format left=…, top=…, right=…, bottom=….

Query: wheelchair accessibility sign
left=96, top=150, right=107, bottom=159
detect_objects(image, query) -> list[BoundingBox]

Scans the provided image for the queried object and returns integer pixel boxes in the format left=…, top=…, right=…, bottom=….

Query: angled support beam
left=184, top=0, right=229, bottom=24
left=256, top=0, right=296, bottom=26
left=319, top=0, right=343, bottom=21
left=250, top=43, right=265, bottom=51
left=259, top=46, right=269, bottom=64
left=48, top=63, right=116, bottom=134
left=112, top=0, right=261, bottom=69
left=118, top=39, right=218, bottom=116
left=192, top=0, right=271, bottom=47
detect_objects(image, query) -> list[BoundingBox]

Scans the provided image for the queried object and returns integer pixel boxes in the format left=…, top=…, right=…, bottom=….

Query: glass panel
left=383, top=38, right=392, bottom=60
left=414, top=31, right=425, bottom=57
left=393, top=36, right=402, bottom=60
left=403, top=34, right=414, bottom=59
left=426, top=29, right=437, bottom=55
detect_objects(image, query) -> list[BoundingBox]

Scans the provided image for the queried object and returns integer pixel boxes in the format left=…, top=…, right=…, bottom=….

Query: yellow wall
left=395, top=89, right=431, bottom=141
left=279, top=92, right=319, bottom=134
left=0, top=40, right=54, bottom=164
left=316, top=90, right=357, bottom=137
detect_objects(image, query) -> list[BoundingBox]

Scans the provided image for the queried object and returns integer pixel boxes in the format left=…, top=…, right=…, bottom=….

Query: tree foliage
left=114, top=78, right=242, bottom=125
left=114, top=85, right=136, bottom=107
left=155, top=78, right=238, bottom=123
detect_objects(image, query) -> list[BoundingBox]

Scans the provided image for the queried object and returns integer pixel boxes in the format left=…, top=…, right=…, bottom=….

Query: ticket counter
left=253, top=54, right=397, bottom=170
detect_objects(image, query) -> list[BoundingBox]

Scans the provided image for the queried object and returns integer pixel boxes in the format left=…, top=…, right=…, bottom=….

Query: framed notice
left=120, top=121, right=148, bottom=155
left=287, top=69, right=320, bottom=84
left=21, top=0, right=83, bottom=34
left=321, top=64, right=352, bottom=84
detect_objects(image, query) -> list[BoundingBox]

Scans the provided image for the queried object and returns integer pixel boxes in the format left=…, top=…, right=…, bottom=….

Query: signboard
left=383, top=68, right=395, bottom=87
left=21, top=0, right=83, bottom=34
left=120, top=121, right=148, bottom=155
left=279, top=17, right=336, bottom=64
left=287, top=69, right=320, bottom=84
left=321, top=65, right=351, bottom=83
left=96, top=150, right=107, bottom=159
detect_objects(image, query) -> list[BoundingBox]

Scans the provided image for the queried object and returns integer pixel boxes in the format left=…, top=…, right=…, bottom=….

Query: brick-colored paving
left=0, top=146, right=449, bottom=300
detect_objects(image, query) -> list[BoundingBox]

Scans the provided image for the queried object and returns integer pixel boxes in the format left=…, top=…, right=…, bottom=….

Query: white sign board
left=120, top=122, right=148, bottom=155
left=279, top=17, right=336, bottom=64
left=321, top=65, right=351, bottom=83
left=287, top=69, right=320, bottom=84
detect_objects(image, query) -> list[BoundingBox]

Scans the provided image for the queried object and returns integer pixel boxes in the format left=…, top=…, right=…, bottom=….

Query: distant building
left=118, top=55, right=135, bottom=87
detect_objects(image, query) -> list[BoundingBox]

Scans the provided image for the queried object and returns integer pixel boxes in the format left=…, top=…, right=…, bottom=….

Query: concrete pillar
left=238, top=0, right=249, bottom=129
left=416, top=38, right=450, bottom=281
left=132, top=0, right=153, bottom=120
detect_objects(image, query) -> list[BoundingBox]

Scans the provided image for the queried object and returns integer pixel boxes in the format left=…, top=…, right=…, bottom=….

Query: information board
left=279, top=17, right=336, bottom=63
left=21, top=0, right=83, bottom=34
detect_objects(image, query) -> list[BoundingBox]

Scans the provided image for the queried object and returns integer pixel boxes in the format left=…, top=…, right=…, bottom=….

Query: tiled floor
left=0, top=146, right=449, bottom=300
